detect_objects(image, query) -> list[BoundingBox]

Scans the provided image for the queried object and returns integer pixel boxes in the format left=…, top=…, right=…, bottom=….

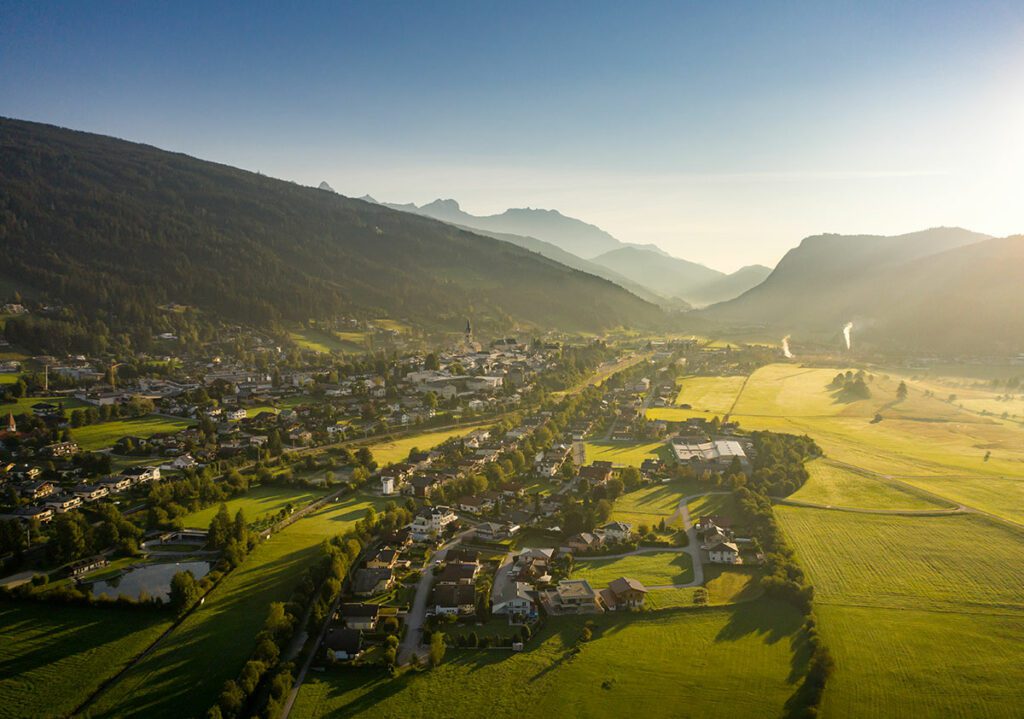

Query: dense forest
left=0, top=118, right=666, bottom=353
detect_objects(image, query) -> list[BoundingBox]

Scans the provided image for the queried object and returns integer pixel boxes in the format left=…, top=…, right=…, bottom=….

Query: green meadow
left=181, top=484, right=331, bottom=529
left=609, top=479, right=696, bottom=528
left=71, top=415, right=196, bottom=451
left=777, top=505, right=1024, bottom=716
left=584, top=440, right=671, bottom=468
left=365, top=423, right=493, bottom=466
left=788, top=459, right=951, bottom=511
left=571, top=551, right=694, bottom=588
left=292, top=599, right=810, bottom=719
left=0, top=603, right=171, bottom=719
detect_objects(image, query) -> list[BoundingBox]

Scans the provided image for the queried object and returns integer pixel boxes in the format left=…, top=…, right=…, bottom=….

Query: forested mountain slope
left=0, top=118, right=665, bottom=352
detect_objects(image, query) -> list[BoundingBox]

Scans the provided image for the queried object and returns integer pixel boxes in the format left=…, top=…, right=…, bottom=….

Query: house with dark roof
left=433, top=584, right=476, bottom=616
left=340, top=603, right=380, bottom=631
left=324, top=628, right=363, bottom=660
left=601, top=576, right=648, bottom=610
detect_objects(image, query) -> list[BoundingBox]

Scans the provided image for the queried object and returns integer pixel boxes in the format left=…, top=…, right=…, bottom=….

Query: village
left=0, top=321, right=767, bottom=682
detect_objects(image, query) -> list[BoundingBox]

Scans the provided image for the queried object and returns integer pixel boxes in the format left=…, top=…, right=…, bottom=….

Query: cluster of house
left=324, top=601, right=403, bottom=661
left=352, top=544, right=413, bottom=597
left=541, top=576, right=649, bottom=614
left=0, top=464, right=162, bottom=524
left=696, top=516, right=741, bottom=564
left=565, top=520, right=634, bottom=554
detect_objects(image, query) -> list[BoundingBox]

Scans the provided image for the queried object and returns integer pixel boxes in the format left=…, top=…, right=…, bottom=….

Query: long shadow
left=713, top=599, right=803, bottom=646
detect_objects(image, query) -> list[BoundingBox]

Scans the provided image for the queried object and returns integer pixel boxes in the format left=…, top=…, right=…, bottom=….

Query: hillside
left=701, top=228, right=1024, bottom=353
left=443, top=225, right=689, bottom=311
left=684, top=264, right=772, bottom=307
left=380, top=198, right=625, bottom=258
left=0, top=118, right=666, bottom=351
left=590, top=246, right=725, bottom=304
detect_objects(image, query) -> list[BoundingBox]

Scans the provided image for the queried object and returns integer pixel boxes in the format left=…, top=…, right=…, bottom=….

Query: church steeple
left=6, top=412, right=15, bottom=433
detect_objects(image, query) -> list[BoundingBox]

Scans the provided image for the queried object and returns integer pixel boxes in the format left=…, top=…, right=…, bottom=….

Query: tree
left=208, top=503, right=232, bottom=549
left=429, top=630, right=446, bottom=667
left=52, top=512, right=89, bottom=563
left=169, top=570, right=199, bottom=615
left=896, top=381, right=908, bottom=400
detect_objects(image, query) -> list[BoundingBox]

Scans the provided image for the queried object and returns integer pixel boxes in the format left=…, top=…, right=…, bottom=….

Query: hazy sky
left=3, top=1, right=1023, bottom=271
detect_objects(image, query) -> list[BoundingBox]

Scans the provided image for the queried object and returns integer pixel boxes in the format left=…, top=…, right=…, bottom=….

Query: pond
left=88, top=560, right=212, bottom=602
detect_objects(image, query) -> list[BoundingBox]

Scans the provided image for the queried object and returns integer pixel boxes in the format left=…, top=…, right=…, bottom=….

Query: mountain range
left=0, top=117, right=665, bottom=344
left=702, top=227, right=1024, bottom=353
left=363, top=196, right=769, bottom=307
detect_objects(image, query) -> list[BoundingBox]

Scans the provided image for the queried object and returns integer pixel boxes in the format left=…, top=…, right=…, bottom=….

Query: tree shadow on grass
left=713, top=599, right=803, bottom=646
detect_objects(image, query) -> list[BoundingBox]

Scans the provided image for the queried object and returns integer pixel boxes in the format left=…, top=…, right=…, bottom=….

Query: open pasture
left=672, top=375, right=748, bottom=415
left=817, top=604, right=1024, bottom=719
left=0, top=603, right=171, bottom=719
left=788, top=459, right=950, bottom=510
left=72, top=414, right=195, bottom=451
left=775, top=507, right=1024, bottom=612
left=571, top=550, right=693, bottom=588
left=2, top=394, right=87, bottom=418
left=292, top=599, right=809, bottom=719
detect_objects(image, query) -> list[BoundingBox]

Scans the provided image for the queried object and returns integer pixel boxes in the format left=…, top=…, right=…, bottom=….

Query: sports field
left=292, top=599, right=809, bottom=719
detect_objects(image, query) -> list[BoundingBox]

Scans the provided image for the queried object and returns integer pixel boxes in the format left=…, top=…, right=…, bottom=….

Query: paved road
left=670, top=490, right=732, bottom=587
left=397, top=530, right=473, bottom=666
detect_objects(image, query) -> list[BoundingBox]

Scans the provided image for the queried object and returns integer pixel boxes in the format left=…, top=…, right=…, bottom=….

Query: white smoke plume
left=843, top=322, right=853, bottom=350
left=782, top=335, right=794, bottom=359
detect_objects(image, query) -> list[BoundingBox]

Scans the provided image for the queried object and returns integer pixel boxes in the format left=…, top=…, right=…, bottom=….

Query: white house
left=380, top=476, right=396, bottom=496
left=707, top=541, right=741, bottom=564
left=226, top=408, right=247, bottom=421
left=491, top=580, right=535, bottom=621
left=410, top=505, right=458, bottom=542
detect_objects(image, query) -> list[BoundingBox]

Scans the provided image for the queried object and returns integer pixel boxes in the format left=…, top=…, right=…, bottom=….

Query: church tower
left=6, top=412, right=15, bottom=433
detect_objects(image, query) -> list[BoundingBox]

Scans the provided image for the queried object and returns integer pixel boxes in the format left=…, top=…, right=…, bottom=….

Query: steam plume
left=782, top=335, right=794, bottom=359
left=843, top=322, right=853, bottom=350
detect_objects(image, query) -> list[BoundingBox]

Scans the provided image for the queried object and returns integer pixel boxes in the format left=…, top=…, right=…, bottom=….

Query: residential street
left=397, top=529, right=472, bottom=666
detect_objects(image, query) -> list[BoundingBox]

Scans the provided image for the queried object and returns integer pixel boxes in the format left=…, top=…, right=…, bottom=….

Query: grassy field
left=87, top=490, right=390, bottom=718
left=687, top=492, right=739, bottom=525
left=571, top=551, right=693, bottom=588
left=776, top=507, right=1024, bottom=611
left=673, top=375, right=748, bottom=415
left=72, top=415, right=196, bottom=451
left=364, top=423, right=493, bottom=466
left=817, top=604, right=1024, bottom=719
left=292, top=599, right=809, bottom=719
left=776, top=505, right=1024, bottom=716
left=0, top=603, right=171, bottom=719
left=583, top=440, right=671, bottom=468
left=788, top=459, right=950, bottom=510
left=181, top=484, right=331, bottom=529
left=0, top=373, right=18, bottom=385
left=290, top=327, right=367, bottom=353
left=1, top=394, right=87, bottom=418
left=609, top=479, right=695, bottom=528
left=645, top=566, right=764, bottom=609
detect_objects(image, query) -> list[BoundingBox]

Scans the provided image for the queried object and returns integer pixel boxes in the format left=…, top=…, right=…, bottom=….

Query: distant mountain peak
left=422, top=198, right=462, bottom=212
left=318, top=181, right=335, bottom=192
left=358, top=194, right=378, bottom=203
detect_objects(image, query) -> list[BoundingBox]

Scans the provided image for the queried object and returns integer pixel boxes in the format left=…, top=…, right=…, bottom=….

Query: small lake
left=88, top=560, right=211, bottom=602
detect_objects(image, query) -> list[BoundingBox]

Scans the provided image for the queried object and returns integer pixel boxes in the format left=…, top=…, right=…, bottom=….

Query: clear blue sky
left=3, top=1, right=1023, bottom=270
